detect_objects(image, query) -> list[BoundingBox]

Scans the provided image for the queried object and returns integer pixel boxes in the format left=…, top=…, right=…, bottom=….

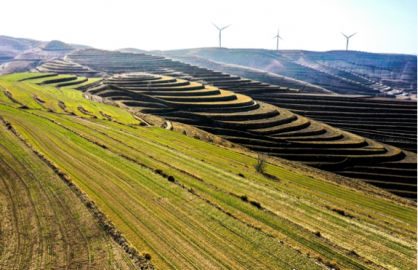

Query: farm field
left=164, top=48, right=417, bottom=97
left=251, top=92, right=417, bottom=153
left=91, top=73, right=417, bottom=199
left=0, top=73, right=416, bottom=269
left=66, top=49, right=417, bottom=155
left=0, top=105, right=145, bottom=269
left=0, top=73, right=135, bottom=125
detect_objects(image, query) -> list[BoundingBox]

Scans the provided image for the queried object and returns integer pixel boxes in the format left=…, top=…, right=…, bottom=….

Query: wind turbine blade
left=277, top=28, right=280, bottom=35
left=279, top=36, right=284, bottom=41
left=221, top=24, right=231, bottom=30
left=349, top=32, right=357, bottom=38
left=273, top=36, right=278, bottom=39
left=212, top=23, right=220, bottom=30
left=341, top=32, right=348, bottom=38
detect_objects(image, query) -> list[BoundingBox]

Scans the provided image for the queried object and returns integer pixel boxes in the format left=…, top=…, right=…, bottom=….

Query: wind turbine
left=213, top=23, right=231, bottom=48
left=341, top=32, right=357, bottom=50
left=273, top=28, right=283, bottom=50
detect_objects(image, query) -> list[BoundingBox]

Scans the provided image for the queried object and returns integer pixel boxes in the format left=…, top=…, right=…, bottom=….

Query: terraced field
left=0, top=73, right=416, bottom=270
left=164, top=48, right=417, bottom=97
left=0, top=73, right=135, bottom=124
left=166, top=50, right=378, bottom=95
left=90, top=73, right=417, bottom=200
left=251, top=92, right=417, bottom=153
left=37, top=58, right=104, bottom=77
left=67, top=49, right=299, bottom=96
left=159, top=53, right=332, bottom=94
left=65, top=49, right=417, bottom=153
left=298, top=50, right=417, bottom=95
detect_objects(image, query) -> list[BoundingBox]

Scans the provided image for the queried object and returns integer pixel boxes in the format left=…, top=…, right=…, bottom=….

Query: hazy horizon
left=2, top=0, right=417, bottom=54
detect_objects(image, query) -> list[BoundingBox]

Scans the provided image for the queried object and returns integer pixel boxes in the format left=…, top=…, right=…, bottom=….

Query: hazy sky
left=2, top=0, right=417, bottom=54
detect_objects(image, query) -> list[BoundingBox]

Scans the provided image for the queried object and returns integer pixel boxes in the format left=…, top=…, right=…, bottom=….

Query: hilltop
left=0, top=36, right=90, bottom=75
left=162, top=48, right=417, bottom=98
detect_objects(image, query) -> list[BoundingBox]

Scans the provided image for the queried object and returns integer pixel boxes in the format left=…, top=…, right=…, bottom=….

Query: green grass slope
left=0, top=107, right=146, bottom=269
left=0, top=73, right=136, bottom=125
left=0, top=73, right=416, bottom=270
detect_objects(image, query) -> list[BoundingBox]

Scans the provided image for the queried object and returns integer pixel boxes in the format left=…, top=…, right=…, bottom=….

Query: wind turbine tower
left=341, top=32, right=357, bottom=50
left=273, top=28, right=284, bottom=50
left=213, top=23, right=231, bottom=48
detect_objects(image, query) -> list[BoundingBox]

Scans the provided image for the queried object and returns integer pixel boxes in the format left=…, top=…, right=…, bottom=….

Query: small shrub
left=155, top=169, right=167, bottom=177
left=349, top=249, right=359, bottom=256
left=253, top=153, right=267, bottom=174
left=240, top=195, right=248, bottom=202
left=331, top=207, right=354, bottom=218
left=249, top=200, right=262, bottom=209
left=326, top=261, right=340, bottom=270
left=143, top=252, right=152, bottom=260
left=314, top=231, right=321, bottom=237
left=127, top=247, right=137, bottom=255
left=238, top=173, right=245, bottom=178
left=313, top=255, right=323, bottom=263
left=168, top=175, right=175, bottom=182
left=332, top=207, right=346, bottom=216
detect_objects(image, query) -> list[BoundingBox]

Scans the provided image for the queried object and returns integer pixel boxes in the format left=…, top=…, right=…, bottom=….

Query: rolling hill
left=84, top=72, right=417, bottom=199
left=0, top=35, right=416, bottom=269
left=0, top=72, right=416, bottom=269
left=163, top=48, right=417, bottom=98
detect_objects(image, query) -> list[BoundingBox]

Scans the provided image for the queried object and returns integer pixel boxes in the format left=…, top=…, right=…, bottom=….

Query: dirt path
left=133, top=114, right=151, bottom=127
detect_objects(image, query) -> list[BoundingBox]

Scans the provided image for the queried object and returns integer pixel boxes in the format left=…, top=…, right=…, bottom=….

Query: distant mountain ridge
left=163, top=48, right=417, bottom=97
left=0, top=36, right=92, bottom=75
left=0, top=35, right=416, bottom=98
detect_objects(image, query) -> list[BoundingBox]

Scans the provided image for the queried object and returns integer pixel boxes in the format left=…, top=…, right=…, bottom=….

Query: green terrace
left=0, top=107, right=415, bottom=269
left=92, top=72, right=417, bottom=199
left=0, top=73, right=136, bottom=125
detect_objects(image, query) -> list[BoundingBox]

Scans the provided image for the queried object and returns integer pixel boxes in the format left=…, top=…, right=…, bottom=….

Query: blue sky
left=2, top=0, right=417, bottom=54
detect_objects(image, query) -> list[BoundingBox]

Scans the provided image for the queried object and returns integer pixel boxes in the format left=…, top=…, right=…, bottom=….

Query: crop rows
left=37, top=59, right=104, bottom=77
left=0, top=110, right=139, bottom=270
left=166, top=49, right=416, bottom=96
left=252, top=92, right=417, bottom=153
left=0, top=73, right=136, bottom=125
left=88, top=73, right=417, bottom=199
left=0, top=76, right=416, bottom=269
left=65, top=49, right=417, bottom=153
left=0, top=101, right=416, bottom=269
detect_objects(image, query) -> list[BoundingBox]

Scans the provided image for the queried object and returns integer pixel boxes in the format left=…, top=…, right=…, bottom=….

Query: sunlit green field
left=0, top=73, right=416, bottom=270
left=0, top=73, right=136, bottom=125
